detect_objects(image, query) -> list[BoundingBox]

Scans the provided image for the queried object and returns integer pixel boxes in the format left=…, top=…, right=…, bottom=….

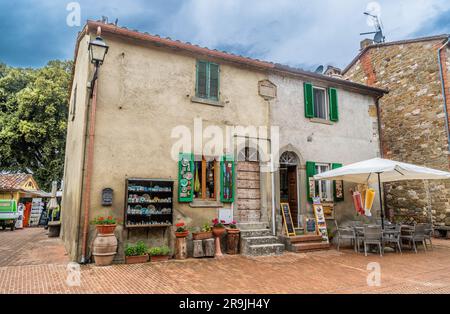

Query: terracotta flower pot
left=212, top=227, right=226, bottom=237
left=175, top=231, right=189, bottom=238
left=96, top=224, right=116, bottom=235
left=192, top=231, right=213, bottom=240
left=226, top=228, right=240, bottom=234
left=150, top=255, right=170, bottom=262
left=125, top=254, right=149, bottom=264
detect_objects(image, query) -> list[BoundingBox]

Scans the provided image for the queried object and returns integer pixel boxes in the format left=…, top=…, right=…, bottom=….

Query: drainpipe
left=270, top=154, right=276, bottom=236
left=80, top=78, right=99, bottom=264
left=438, top=36, right=450, bottom=152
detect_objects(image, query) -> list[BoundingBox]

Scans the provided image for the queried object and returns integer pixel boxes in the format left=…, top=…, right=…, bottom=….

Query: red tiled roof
left=0, top=174, right=34, bottom=191
left=71, top=20, right=387, bottom=97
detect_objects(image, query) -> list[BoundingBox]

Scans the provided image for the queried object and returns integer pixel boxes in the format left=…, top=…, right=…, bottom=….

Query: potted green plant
left=175, top=221, right=189, bottom=238
left=212, top=218, right=226, bottom=237
left=192, top=222, right=213, bottom=240
left=91, top=214, right=119, bottom=266
left=148, top=246, right=171, bottom=262
left=125, top=241, right=149, bottom=264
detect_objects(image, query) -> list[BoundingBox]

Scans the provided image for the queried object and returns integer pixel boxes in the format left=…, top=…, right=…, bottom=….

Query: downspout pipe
left=80, top=68, right=99, bottom=264
left=438, top=36, right=450, bottom=152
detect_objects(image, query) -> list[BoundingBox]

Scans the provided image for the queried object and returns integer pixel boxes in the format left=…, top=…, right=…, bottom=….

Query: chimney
left=360, top=38, right=374, bottom=50
left=324, top=65, right=343, bottom=79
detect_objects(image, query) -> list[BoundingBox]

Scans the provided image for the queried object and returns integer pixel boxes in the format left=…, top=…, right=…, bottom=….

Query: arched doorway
left=279, top=151, right=299, bottom=227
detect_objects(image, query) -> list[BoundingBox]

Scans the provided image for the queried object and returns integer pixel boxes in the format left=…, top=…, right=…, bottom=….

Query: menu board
left=312, top=199, right=329, bottom=243
left=280, top=203, right=296, bottom=237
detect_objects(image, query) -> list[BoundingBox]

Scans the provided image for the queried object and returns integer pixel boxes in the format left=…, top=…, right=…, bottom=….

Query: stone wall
left=345, top=39, right=450, bottom=226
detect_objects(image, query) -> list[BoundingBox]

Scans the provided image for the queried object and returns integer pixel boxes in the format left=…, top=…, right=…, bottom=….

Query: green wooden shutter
left=306, top=161, right=316, bottom=203
left=328, top=88, right=339, bottom=121
left=209, top=63, right=219, bottom=100
left=196, top=61, right=208, bottom=98
left=178, top=153, right=194, bottom=202
left=332, top=163, right=344, bottom=201
left=220, top=155, right=235, bottom=203
left=304, top=82, right=314, bottom=118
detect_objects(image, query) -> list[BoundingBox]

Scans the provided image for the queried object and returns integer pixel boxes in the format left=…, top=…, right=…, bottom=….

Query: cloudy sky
left=1, top=0, right=449, bottom=70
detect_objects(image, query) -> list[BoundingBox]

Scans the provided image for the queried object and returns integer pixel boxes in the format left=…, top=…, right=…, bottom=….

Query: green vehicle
left=0, top=200, right=18, bottom=231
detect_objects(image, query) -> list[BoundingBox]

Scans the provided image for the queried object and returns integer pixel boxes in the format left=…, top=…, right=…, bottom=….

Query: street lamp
left=88, top=35, right=108, bottom=97
left=88, top=35, right=109, bottom=66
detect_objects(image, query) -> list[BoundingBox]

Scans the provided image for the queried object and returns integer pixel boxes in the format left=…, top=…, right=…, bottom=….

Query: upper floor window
left=196, top=60, right=219, bottom=101
left=304, top=82, right=339, bottom=122
left=313, top=87, right=328, bottom=120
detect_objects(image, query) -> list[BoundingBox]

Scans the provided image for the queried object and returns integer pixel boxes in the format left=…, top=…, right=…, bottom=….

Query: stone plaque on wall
left=258, top=80, right=277, bottom=100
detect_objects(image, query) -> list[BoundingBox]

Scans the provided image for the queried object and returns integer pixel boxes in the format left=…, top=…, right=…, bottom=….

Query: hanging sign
left=280, top=203, right=296, bottom=237
left=312, top=198, right=329, bottom=243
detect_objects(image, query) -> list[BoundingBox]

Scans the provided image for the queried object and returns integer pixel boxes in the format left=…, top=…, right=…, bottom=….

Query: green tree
left=0, top=60, right=72, bottom=190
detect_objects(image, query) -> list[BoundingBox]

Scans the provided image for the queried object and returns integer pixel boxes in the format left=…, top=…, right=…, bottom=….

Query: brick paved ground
left=1, top=227, right=450, bottom=294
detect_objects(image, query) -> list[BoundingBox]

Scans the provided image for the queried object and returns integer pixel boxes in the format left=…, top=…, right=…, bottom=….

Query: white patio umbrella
left=47, top=181, right=58, bottom=211
left=313, top=158, right=450, bottom=228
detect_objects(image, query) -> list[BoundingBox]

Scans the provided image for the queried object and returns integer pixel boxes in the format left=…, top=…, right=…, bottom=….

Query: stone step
left=240, top=229, right=272, bottom=238
left=245, top=243, right=285, bottom=256
left=241, top=236, right=279, bottom=246
left=289, top=235, right=323, bottom=243
left=292, top=242, right=330, bottom=253
left=236, top=222, right=269, bottom=230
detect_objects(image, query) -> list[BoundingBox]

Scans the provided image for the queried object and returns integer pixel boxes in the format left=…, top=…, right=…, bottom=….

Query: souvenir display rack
left=124, top=178, right=173, bottom=229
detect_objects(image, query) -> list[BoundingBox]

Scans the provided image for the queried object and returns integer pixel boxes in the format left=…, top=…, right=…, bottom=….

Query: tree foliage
left=0, top=60, right=72, bottom=190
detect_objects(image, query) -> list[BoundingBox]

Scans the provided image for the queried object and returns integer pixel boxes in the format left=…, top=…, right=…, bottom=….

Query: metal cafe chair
left=363, top=225, right=383, bottom=257
left=382, top=224, right=402, bottom=254
left=400, top=223, right=427, bottom=253
left=335, top=220, right=358, bottom=252
left=424, top=223, right=433, bottom=250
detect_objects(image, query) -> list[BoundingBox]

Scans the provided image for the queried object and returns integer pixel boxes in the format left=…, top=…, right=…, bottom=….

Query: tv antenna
left=360, top=11, right=385, bottom=43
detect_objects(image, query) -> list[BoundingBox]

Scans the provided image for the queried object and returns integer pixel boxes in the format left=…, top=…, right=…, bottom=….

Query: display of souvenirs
left=179, top=155, right=194, bottom=201
left=128, top=185, right=172, bottom=192
left=125, top=179, right=174, bottom=228
left=127, top=194, right=172, bottom=204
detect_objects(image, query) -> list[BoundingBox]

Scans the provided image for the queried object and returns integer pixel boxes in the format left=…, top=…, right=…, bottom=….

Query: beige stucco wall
left=269, top=73, right=382, bottom=234
left=60, top=34, right=91, bottom=261
left=65, top=33, right=271, bottom=261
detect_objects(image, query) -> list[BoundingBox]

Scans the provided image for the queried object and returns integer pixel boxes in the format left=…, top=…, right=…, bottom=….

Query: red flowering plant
left=212, top=218, right=225, bottom=228
left=228, top=220, right=238, bottom=229
left=91, top=215, right=118, bottom=225
left=175, top=221, right=188, bottom=233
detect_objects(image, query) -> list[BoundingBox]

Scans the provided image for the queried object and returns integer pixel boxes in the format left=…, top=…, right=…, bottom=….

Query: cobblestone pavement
left=1, top=227, right=450, bottom=294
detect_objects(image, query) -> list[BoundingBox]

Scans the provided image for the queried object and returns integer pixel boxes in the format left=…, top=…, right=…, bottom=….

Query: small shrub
left=125, top=241, right=148, bottom=256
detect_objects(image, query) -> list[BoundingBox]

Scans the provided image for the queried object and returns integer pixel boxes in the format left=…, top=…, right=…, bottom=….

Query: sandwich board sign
left=312, top=197, right=329, bottom=243
left=280, top=203, right=296, bottom=237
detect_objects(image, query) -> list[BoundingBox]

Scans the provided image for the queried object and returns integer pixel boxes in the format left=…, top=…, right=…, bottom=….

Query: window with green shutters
left=303, top=82, right=339, bottom=122
left=306, top=162, right=344, bottom=203
left=196, top=60, right=220, bottom=101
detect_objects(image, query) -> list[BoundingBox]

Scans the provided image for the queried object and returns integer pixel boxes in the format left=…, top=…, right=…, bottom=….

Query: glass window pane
left=197, top=62, right=208, bottom=98
left=313, top=88, right=326, bottom=119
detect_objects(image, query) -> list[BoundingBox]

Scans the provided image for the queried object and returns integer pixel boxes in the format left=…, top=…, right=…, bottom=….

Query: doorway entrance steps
left=238, top=222, right=285, bottom=256
left=282, top=234, right=330, bottom=253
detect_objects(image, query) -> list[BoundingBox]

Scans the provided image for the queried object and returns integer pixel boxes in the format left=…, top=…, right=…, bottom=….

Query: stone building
left=343, top=35, right=450, bottom=227
left=61, top=20, right=385, bottom=262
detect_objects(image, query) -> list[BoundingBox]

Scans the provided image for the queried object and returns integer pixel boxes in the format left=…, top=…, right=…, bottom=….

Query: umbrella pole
left=377, top=172, right=385, bottom=229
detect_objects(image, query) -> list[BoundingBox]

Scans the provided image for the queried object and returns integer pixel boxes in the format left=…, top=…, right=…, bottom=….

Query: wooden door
left=287, top=166, right=298, bottom=227
left=236, top=162, right=261, bottom=222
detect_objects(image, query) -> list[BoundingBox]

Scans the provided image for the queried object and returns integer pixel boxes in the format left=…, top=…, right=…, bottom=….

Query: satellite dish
left=315, top=65, right=324, bottom=74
